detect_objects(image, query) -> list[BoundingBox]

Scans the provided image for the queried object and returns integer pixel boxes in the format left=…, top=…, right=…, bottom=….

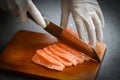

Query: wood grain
left=0, top=30, right=106, bottom=80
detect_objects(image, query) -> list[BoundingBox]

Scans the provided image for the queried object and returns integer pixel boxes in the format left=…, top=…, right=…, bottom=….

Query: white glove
left=60, top=0, right=105, bottom=47
left=0, top=0, right=46, bottom=28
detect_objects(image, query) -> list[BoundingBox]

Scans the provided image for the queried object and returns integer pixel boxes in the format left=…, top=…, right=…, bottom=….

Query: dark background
left=0, top=0, right=120, bottom=80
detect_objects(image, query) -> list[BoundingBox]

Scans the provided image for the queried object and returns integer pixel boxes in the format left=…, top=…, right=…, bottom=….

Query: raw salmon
left=43, top=47, right=72, bottom=66
left=58, top=42, right=90, bottom=61
left=56, top=42, right=84, bottom=63
left=32, top=50, right=65, bottom=71
left=57, top=42, right=88, bottom=63
left=48, top=44, right=78, bottom=66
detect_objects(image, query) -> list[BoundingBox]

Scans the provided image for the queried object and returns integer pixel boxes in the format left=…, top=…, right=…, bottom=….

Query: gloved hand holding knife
left=60, top=0, right=104, bottom=47
left=0, top=0, right=104, bottom=61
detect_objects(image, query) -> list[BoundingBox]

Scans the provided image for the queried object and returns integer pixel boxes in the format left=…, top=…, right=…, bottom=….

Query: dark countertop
left=0, top=0, right=120, bottom=80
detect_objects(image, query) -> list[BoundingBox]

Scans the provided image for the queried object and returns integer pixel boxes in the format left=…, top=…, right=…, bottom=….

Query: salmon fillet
left=54, top=43, right=86, bottom=64
left=32, top=50, right=65, bottom=71
left=48, top=44, right=78, bottom=66
left=43, top=47, right=72, bottom=67
left=57, top=42, right=87, bottom=63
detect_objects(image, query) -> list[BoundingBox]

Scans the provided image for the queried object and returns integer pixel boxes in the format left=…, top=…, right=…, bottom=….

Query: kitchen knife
left=28, top=14, right=100, bottom=62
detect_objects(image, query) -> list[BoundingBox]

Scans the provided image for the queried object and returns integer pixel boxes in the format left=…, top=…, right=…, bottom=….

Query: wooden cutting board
left=0, top=30, right=106, bottom=80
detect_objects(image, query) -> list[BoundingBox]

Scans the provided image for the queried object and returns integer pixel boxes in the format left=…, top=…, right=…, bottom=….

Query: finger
left=84, top=16, right=96, bottom=47
left=60, top=0, right=70, bottom=29
left=96, top=8, right=105, bottom=28
left=18, top=11, right=28, bottom=22
left=74, top=19, right=88, bottom=43
left=28, top=2, right=46, bottom=28
left=92, top=13, right=103, bottom=42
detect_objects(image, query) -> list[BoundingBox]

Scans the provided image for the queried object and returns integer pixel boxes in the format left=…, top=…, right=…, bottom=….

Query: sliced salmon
left=43, top=47, right=72, bottom=67
left=32, top=50, right=65, bottom=71
left=57, top=42, right=86, bottom=63
left=56, top=43, right=87, bottom=63
left=48, top=44, right=78, bottom=66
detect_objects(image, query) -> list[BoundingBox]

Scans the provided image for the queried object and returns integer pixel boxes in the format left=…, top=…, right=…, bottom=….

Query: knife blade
left=44, top=20, right=100, bottom=62
left=28, top=13, right=100, bottom=62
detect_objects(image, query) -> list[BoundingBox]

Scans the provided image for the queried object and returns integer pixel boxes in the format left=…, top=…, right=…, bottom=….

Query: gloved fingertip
left=97, top=36, right=103, bottom=42
left=37, top=20, right=47, bottom=28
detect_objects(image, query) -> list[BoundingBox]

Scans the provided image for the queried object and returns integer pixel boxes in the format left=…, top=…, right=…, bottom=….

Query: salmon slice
left=32, top=50, right=65, bottom=71
left=56, top=43, right=84, bottom=63
left=57, top=42, right=90, bottom=61
left=48, top=44, right=78, bottom=66
left=43, top=47, right=72, bottom=67
left=57, top=42, right=86, bottom=63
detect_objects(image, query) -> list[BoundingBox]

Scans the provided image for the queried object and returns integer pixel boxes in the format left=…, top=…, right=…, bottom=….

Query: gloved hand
left=60, top=0, right=104, bottom=47
left=0, top=0, right=46, bottom=28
